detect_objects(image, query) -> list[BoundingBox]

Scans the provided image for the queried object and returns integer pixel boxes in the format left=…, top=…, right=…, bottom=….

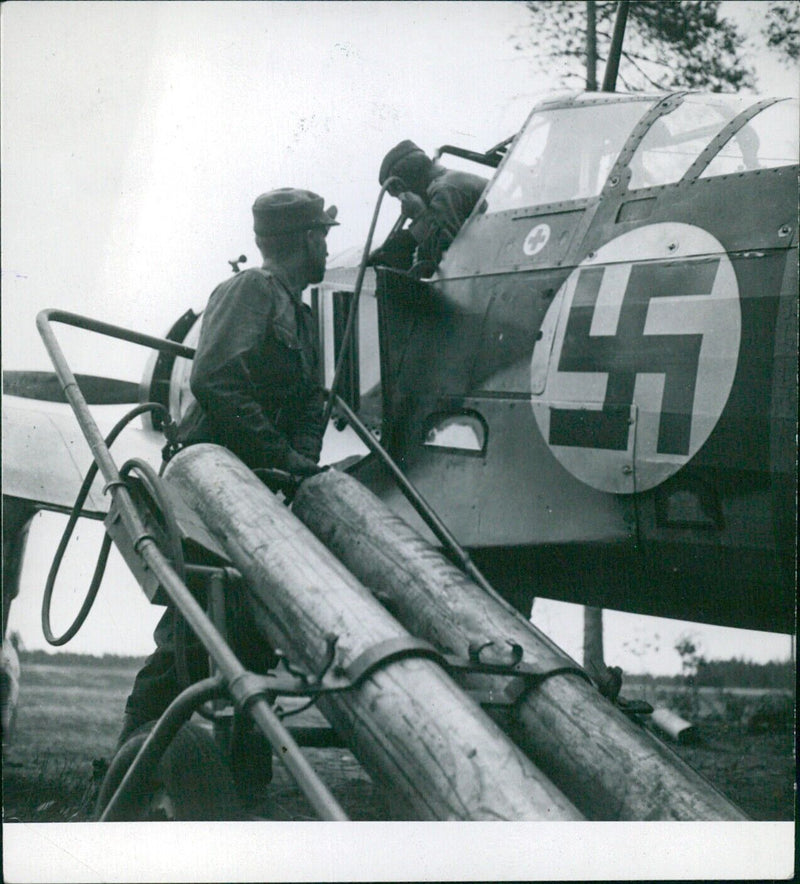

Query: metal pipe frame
left=36, top=309, right=348, bottom=821
left=321, top=178, right=400, bottom=427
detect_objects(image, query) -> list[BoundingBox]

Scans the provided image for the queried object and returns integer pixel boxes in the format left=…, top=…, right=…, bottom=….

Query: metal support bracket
left=220, top=631, right=649, bottom=725
left=227, top=635, right=596, bottom=708
left=339, top=636, right=445, bottom=684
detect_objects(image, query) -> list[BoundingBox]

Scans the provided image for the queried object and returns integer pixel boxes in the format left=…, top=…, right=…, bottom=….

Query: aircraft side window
left=700, top=99, right=799, bottom=178
left=629, top=95, right=753, bottom=190
left=486, top=117, right=551, bottom=208
left=423, top=411, right=487, bottom=455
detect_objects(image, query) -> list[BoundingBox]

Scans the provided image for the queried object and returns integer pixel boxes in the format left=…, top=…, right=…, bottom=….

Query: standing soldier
left=170, top=187, right=338, bottom=474
left=118, top=188, right=339, bottom=758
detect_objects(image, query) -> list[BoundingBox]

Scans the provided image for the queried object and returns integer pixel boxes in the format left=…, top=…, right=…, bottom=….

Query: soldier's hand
left=409, top=260, right=438, bottom=280
left=367, top=229, right=417, bottom=270
left=399, top=192, right=426, bottom=220
left=284, top=450, right=323, bottom=477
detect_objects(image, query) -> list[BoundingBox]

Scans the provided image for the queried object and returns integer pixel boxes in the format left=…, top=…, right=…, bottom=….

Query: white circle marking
left=530, top=223, right=741, bottom=494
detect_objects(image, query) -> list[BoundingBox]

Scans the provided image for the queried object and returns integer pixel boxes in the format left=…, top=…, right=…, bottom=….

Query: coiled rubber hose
left=41, top=402, right=171, bottom=645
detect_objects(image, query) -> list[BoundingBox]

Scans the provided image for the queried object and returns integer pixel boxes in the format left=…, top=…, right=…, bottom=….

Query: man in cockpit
left=369, top=139, right=487, bottom=278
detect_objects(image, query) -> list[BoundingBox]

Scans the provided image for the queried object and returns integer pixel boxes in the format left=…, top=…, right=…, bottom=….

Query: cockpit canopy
left=481, top=92, right=799, bottom=214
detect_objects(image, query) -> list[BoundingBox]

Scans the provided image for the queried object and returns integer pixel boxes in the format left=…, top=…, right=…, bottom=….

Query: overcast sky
left=2, top=1, right=796, bottom=671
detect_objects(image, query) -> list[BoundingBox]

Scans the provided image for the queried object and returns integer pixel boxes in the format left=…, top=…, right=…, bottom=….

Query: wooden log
left=164, top=444, right=582, bottom=821
left=293, top=468, right=749, bottom=821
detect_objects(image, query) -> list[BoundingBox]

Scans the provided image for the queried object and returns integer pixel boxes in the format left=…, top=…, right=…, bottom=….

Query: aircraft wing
left=2, top=396, right=164, bottom=516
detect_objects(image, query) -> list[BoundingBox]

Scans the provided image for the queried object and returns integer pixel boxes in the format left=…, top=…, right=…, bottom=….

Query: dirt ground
left=671, top=720, right=795, bottom=822
left=2, top=660, right=795, bottom=823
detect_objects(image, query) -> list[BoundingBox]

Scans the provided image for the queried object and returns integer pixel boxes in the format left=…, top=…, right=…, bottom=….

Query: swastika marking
left=549, top=259, right=719, bottom=455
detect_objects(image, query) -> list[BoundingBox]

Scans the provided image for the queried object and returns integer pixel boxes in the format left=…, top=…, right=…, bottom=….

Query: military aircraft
left=323, top=88, right=798, bottom=637
left=2, top=90, right=797, bottom=744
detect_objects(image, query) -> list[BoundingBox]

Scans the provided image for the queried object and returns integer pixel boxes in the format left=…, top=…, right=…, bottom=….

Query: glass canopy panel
left=628, top=94, right=755, bottom=189
left=700, top=98, right=800, bottom=177
left=483, top=99, right=654, bottom=212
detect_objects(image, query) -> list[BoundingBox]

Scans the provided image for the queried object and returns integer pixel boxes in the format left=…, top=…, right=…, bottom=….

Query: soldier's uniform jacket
left=409, top=168, right=488, bottom=266
left=175, top=267, right=325, bottom=469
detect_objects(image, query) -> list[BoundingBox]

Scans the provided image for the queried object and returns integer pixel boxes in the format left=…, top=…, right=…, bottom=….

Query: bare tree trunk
left=586, top=0, right=598, bottom=91
left=583, top=605, right=605, bottom=678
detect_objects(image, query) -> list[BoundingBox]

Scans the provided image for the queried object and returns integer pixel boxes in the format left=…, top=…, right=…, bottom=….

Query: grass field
left=2, top=658, right=795, bottom=823
left=2, top=661, right=135, bottom=822
left=2, top=659, right=395, bottom=822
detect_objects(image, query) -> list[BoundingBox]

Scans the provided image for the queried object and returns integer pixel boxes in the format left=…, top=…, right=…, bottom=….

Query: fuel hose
left=41, top=402, right=172, bottom=646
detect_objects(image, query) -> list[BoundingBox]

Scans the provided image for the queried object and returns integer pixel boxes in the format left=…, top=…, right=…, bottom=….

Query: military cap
left=252, top=188, right=339, bottom=236
left=379, top=139, right=426, bottom=185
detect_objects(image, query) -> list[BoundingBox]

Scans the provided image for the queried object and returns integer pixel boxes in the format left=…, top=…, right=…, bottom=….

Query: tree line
left=691, top=657, right=795, bottom=689
left=634, top=657, right=795, bottom=689
left=17, top=649, right=146, bottom=668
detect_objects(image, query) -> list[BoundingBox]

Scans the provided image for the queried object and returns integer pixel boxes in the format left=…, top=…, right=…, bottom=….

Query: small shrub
left=722, top=692, right=749, bottom=728
left=746, top=693, right=794, bottom=734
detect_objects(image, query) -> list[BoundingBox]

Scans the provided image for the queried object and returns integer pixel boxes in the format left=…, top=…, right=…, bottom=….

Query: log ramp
left=292, top=468, right=748, bottom=821
left=165, top=444, right=582, bottom=821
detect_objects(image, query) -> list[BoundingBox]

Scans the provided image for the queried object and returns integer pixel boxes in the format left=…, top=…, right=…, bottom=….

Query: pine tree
left=514, top=0, right=756, bottom=92
left=763, top=0, right=800, bottom=64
